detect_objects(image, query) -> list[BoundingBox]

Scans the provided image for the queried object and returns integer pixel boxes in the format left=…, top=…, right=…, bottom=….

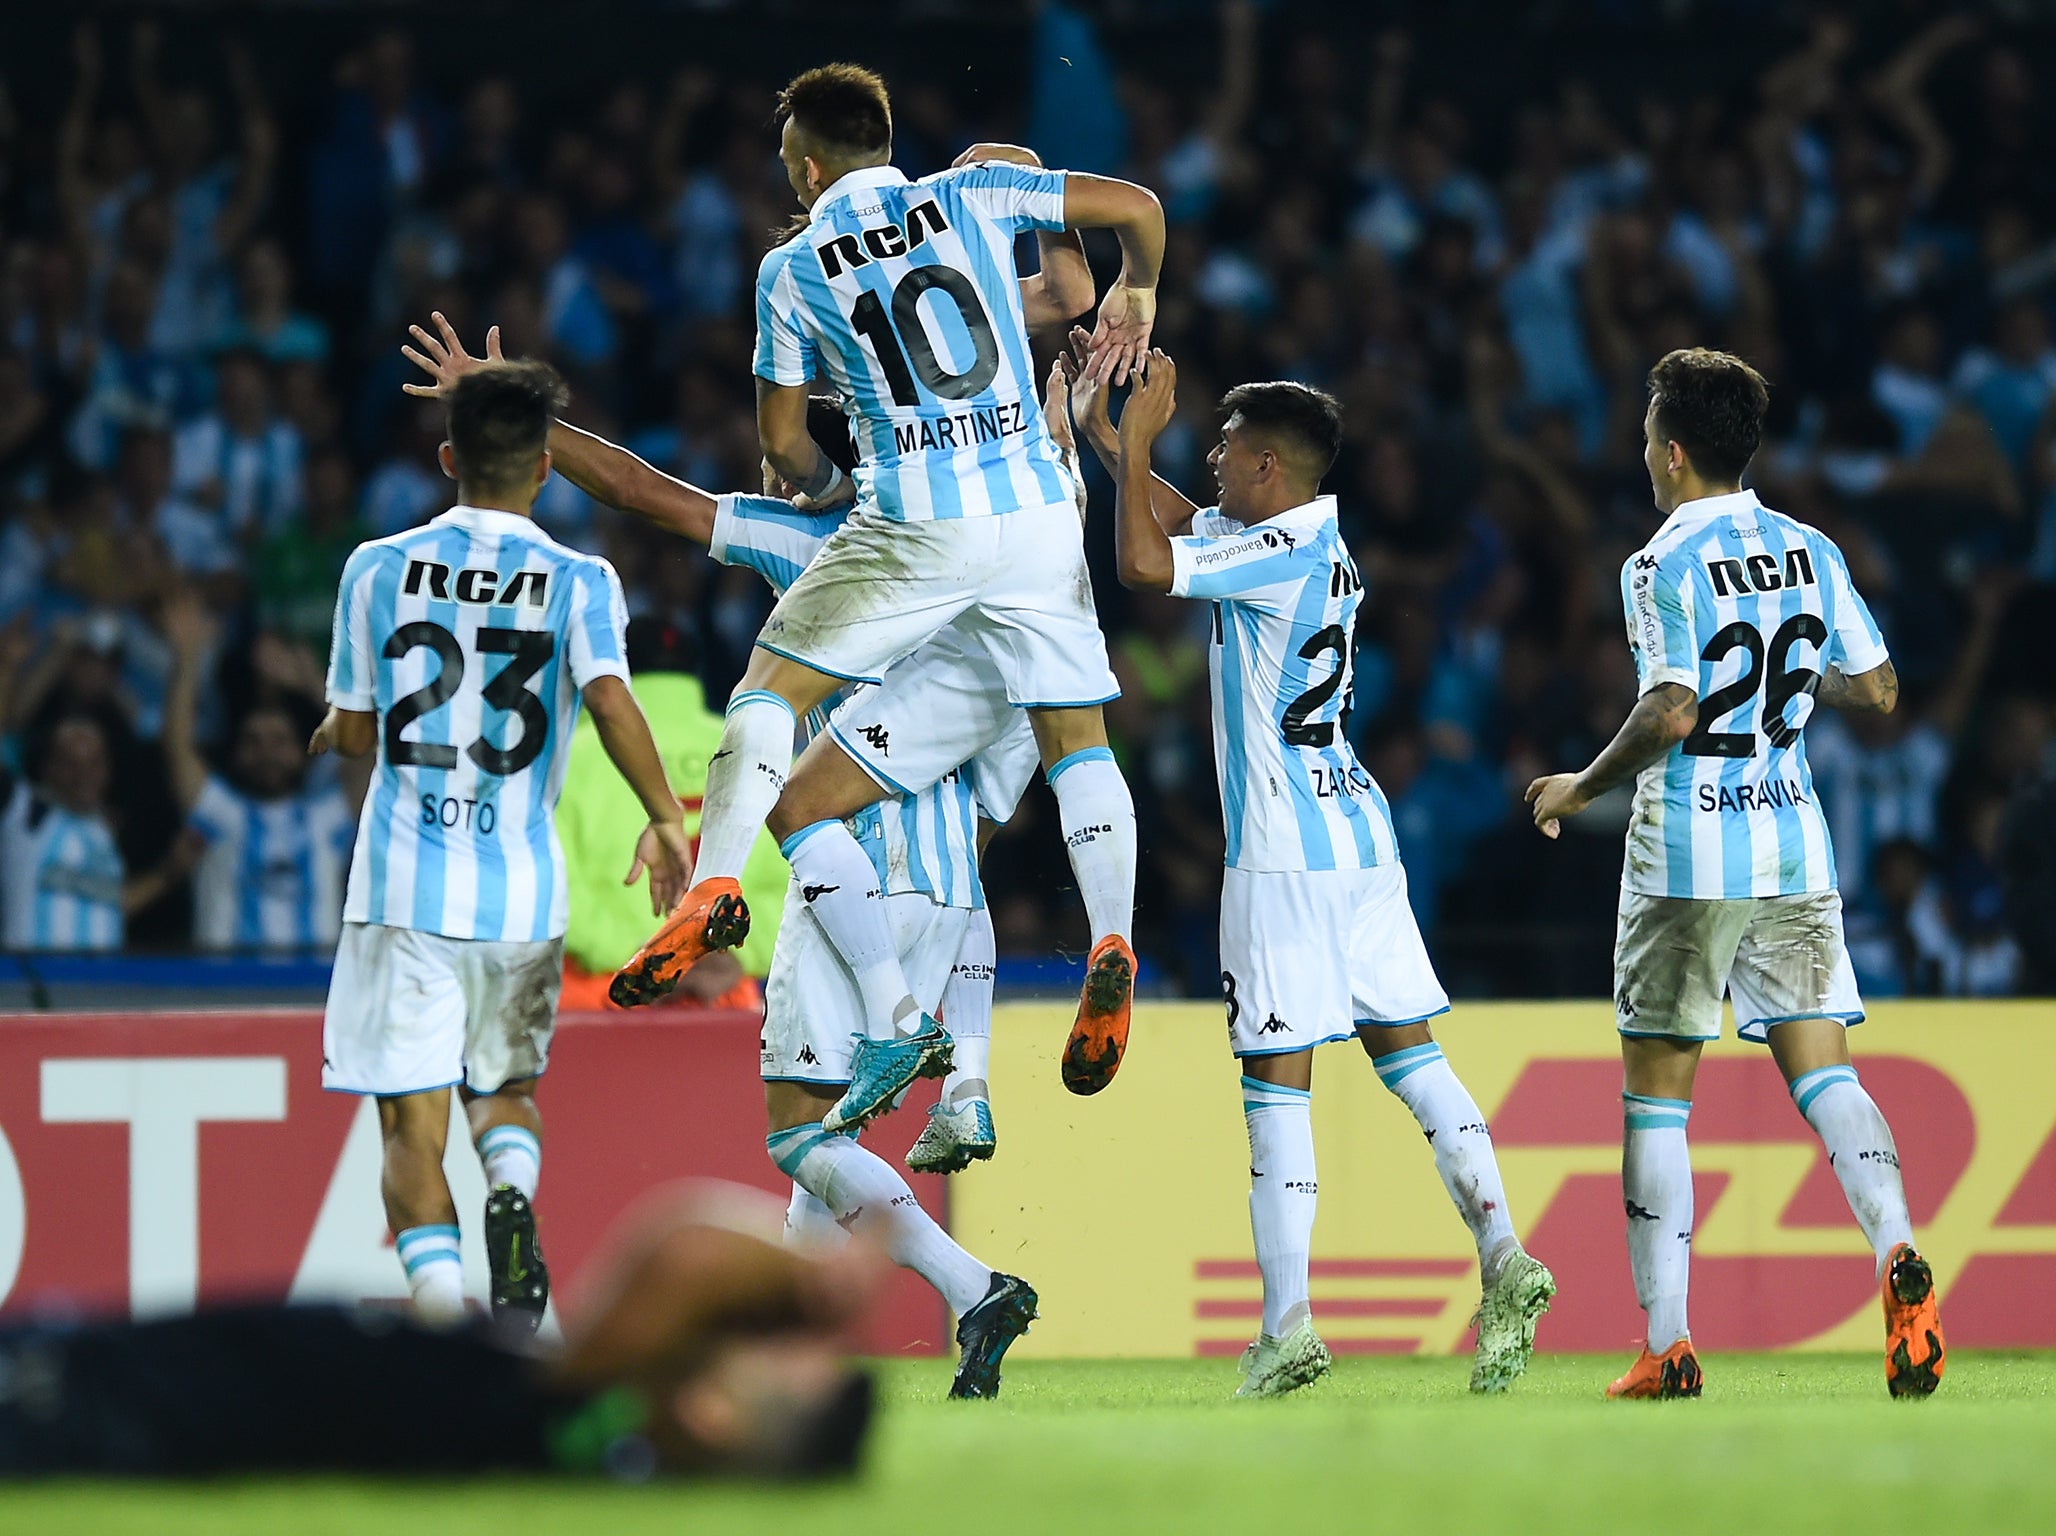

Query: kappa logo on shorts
left=795, top=1044, right=821, bottom=1066
left=1257, top=1013, right=1291, bottom=1035
left=859, top=723, right=890, bottom=755
left=1617, top=992, right=1637, bottom=1018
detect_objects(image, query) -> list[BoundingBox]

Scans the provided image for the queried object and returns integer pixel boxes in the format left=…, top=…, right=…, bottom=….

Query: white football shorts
left=1218, top=863, right=1450, bottom=1059
left=756, top=500, right=1118, bottom=709
left=828, top=624, right=1044, bottom=824
left=322, top=921, right=564, bottom=1096
left=1613, top=888, right=1864, bottom=1044
left=761, top=884, right=971, bottom=1086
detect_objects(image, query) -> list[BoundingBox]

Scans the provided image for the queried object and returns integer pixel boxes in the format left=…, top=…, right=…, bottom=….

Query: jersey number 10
left=848, top=267, right=1001, bottom=407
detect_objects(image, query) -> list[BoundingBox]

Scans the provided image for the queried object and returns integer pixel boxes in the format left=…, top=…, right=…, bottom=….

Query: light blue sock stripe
left=1789, top=1064, right=1860, bottom=1117
left=1372, top=1042, right=1445, bottom=1087
left=395, top=1224, right=462, bottom=1275
left=778, top=819, right=841, bottom=860
left=1239, top=1074, right=1310, bottom=1101
left=767, top=1123, right=832, bottom=1178
left=727, top=690, right=795, bottom=721
left=1622, top=1093, right=1693, bottom=1112
left=478, top=1125, right=539, bottom=1157
left=1045, top=745, right=1115, bottom=786
left=1624, top=1110, right=1691, bottom=1132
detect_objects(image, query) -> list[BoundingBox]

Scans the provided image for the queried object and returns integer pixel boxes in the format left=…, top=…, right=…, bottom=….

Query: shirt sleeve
left=1623, top=552, right=1700, bottom=695
left=947, top=163, right=1069, bottom=233
left=710, top=494, right=843, bottom=596
left=1823, top=540, right=1890, bottom=675
left=188, top=776, right=248, bottom=844
left=753, top=247, right=819, bottom=387
left=1167, top=523, right=1320, bottom=606
left=324, top=545, right=380, bottom=710
left=566, top=557, right=632, bottom=690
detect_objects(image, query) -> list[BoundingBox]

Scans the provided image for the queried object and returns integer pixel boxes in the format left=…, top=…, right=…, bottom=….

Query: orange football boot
left=1061, top=935, right=1136, bottom=1095
left=608, top=877, right=751, bottom=1007
left=1881, top=1243, right=1945, bottom=1398
left=1606, top=1339, right=1703, bottom=1400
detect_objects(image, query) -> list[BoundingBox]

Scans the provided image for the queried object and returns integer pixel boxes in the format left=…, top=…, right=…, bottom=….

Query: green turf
left=8, top=1353, right=2055, bottom=1536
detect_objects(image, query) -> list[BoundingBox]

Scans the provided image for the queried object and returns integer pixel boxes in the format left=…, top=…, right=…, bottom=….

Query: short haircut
left=1646, top=348, right=1769, bottom=485
left=444, top=360, right=568, bottom=490
left=775, top=65, right=892, bottom=161
left=806, top=396, right=859, bottom=475
left=1220, top=381, right=1345, bottom=483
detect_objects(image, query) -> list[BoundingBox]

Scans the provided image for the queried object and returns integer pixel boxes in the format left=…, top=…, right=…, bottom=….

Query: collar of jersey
left=434, top=504, right=543, bottom=534
left=1208, top=493, right=1336, bottom=536
left=808, top=164, right=910, bottom=224
left=1657, top=486, right=1759, bottom=536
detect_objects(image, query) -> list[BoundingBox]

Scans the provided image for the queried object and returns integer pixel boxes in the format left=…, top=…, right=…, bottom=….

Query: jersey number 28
left=383, top=621, right=554, bottom=776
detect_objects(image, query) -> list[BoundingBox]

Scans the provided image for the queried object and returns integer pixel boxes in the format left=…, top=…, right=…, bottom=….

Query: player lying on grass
left=402, top=331, right=1100, bottom=1399
left=1526, top=348, right=1944, bottom=1401
left=1087, top=342, right=1555, bottom=1398
left=623, top=68, right=1166, bottom=1108
left=312, top=362, right=691, bottom=1335
left=0, top=1182, right=877, bottom=1479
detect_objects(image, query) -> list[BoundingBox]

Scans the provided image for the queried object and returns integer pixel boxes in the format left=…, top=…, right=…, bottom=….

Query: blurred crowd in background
left=0, top=1, right=2052, bottom=999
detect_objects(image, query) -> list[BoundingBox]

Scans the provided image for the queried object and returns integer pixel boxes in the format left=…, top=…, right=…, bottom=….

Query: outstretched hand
left=1117, top=348, right=1178, bottom=446
left=402, top=311, right=503, bottom=398
left=1087, top=278, right=1157, bottom=387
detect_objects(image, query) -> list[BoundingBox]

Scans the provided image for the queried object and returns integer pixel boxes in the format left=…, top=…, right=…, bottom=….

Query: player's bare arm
left=952, top=144, right=1099, bottom=330
left=158, top=589, right=217, bottom=812
left=1815, top=658, right=1899, bottom=714
left=1066, top=326, right=1199, bottom=534
left=403, top=312, right=728, bottom=544
left=758, top=377, right=855, bottom=511
left=1525, top=681, right=1699, bottom=838
left=1060, top=172, right=1166, bottom=385
left=1112, top=349, right=1181, bottom=593
left=309, top=706, right=376, bottom=759
left=581, top=674, right=692, bottom=915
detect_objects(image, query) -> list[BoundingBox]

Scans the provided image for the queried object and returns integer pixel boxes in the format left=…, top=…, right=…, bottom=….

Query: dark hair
left=1219, top=381, right=1345, bottom=482
left=775, top=65, right=892, bottom=160
left=445, top=360, right=568, bottom=490
left=1646, top=348, right=1769, bottom=484
left=806, top=396, right=859, bottom=475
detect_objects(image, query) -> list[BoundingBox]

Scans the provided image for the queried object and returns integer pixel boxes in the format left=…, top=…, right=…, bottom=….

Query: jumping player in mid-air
left=1527, top=347, right=1944, bottom=1401
left=1091, top=344, right=1555, bottom=1398
left=314, top=361, right=690, bottom=1332
left=615, top=69, right=1168, bottom=1125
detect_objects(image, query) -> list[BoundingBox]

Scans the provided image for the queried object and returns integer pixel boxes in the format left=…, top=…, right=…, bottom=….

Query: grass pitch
left=7, top=1353, right=2054, bottom=1536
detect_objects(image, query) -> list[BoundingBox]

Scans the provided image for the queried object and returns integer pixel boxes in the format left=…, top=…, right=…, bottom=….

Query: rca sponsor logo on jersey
left=403, top=559, right=549, bottom=608
left=817, top=199, right=952, bottom=279
left=954, top=1000, right=2056, bottom=1358
left=1706, top=546, right=1817, bottom=598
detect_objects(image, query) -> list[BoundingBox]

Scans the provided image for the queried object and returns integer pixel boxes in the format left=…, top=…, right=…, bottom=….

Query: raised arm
left=159, top=592, right=216, bottom=812
left=952, top=144, right=1098, bottom=332
left=1067, top=326, right=1198, bottom=534
left=213, top=39, right=279, bottom=256
left=1062, top=173, right=1166, bottom=386
left=580, top=674, right=690, bottom=917
left=1112, top=350, right=1181, bottom=592
left=1526, top=682, right=1700, bottom=837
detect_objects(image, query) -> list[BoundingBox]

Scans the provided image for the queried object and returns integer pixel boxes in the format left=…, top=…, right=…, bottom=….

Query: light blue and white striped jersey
left=1620, top=488, right=1889, bottom=900
left=326, top=505, right=630, bottom=941
left=1167, top=496, right=1401, bottom=874
left=711, top=492, right=1008, bottom=907
left=189, top=776, right=355, bottom=950
left=1, top=783, right=124, bottom=951
left=753, top=163, right=1074, bottom=522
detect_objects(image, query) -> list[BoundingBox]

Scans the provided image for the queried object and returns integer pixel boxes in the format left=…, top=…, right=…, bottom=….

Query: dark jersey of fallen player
left=0, top=1307, right=645, bottom=1479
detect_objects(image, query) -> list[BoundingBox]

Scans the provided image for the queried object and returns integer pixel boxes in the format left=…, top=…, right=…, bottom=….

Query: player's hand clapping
left=1117, top=349, right=1177, bottom=448
left=402, top=311, right=503, bottom=398
left=1089, top=279, right=1157, bottom=388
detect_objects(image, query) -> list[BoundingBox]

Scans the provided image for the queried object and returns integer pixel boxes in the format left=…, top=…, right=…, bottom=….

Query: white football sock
left=1371, top=1040, right=1518, bottom=1281
left=1046, top=748, right=1135, bottom=945
left=782, top=819, right=917, bottom=1038
left=394, top=1224, right=465, bottom=1326
left=783, top=1182, right=848, bottom=1248
left=1788, top=1065, right=1915, bottom=1274
left=1243, top=1075, right=1317, bottom=1339
left=476, top=1124, right=541, bottom=1200
left=768, top=1123, right=991, bottom=1315
left=1622, top=1093, right=1693, bottom=1351
left=939, top=906, right=995, bottom=1106
left=690, top=690, right=796, bottom=885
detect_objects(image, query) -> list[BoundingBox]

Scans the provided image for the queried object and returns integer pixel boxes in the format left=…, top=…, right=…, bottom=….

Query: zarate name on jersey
left=1166, top=495, right=1401, bottom=875
left=326, top=505, right=630, bottom=943
left=1621, top=487, right=1888, bottom=901
left=710, top=492, right=1015, bottom=909
left=753, top=162, right=1073, bottom=523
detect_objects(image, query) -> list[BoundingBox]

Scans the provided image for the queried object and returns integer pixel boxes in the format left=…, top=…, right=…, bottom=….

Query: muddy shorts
left=1612, top=889, right=1864, bottom=1044
left=322, top=922, right=563, bottom=1095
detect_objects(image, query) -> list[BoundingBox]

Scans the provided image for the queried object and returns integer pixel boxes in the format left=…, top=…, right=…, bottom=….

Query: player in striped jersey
left=315, top=362, right=691, bottom=1334
left=1526, top=348, right=1943, bottom=1400
left=1096, top=349, right=1553, bottom=1398
left=636, top=70, right=1167, bottom=1110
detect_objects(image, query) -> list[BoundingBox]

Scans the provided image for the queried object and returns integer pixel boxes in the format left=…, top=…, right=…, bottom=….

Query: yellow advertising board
left=953, top=1000, right=2056, bottom=1357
